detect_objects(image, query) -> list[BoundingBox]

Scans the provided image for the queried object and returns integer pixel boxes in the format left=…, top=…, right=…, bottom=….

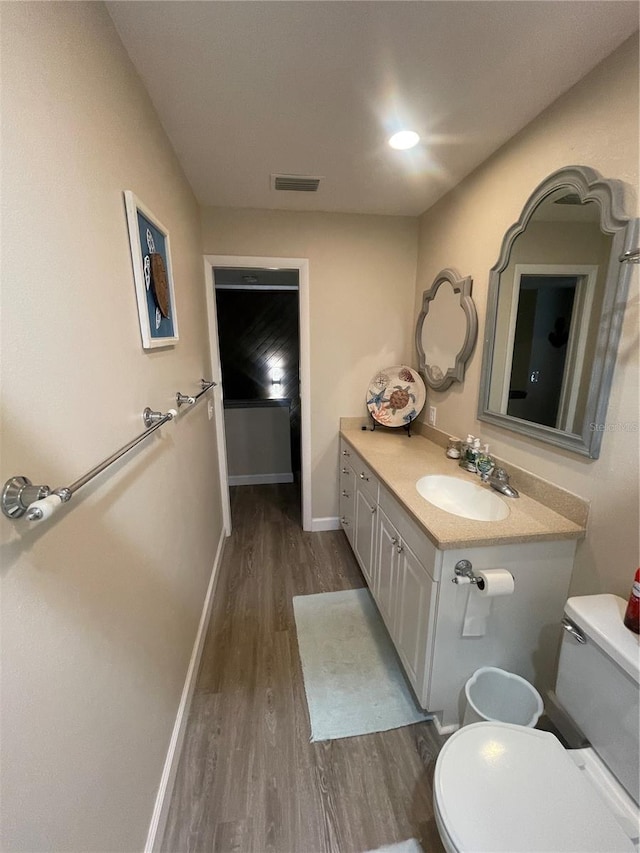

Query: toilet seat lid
left=434, top=722, right=635, bottom=853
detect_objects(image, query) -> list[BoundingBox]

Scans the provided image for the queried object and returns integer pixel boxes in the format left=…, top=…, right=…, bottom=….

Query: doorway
left=507, top=275, right=578, bottom=427
left=501, top=263, right=598, bottom=432
left=204, top=255, right=312, bottom=534
left=216, top=267, right=300, bottom=483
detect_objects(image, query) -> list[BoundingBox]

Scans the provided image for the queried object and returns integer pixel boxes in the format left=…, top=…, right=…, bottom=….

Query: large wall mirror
left=416, top=268, right=477, bottom=391
left=478, top=165, right=638, bottom=459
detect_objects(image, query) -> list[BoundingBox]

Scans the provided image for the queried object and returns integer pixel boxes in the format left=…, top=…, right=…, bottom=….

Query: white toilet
left=433, top=594, right=640, bottom=853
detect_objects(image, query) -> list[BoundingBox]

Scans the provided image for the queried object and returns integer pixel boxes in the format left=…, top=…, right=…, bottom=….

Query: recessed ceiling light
left=388, top=130, right=420, bottom=150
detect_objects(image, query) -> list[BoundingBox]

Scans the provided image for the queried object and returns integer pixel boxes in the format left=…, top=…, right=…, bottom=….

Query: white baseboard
left=311, top=516, right=341, bottom=532
left=144, top=526, right=226, bottom=853
left=432, top=713, right=459, bottom=736
left=228, top=472, right=294, bottom=486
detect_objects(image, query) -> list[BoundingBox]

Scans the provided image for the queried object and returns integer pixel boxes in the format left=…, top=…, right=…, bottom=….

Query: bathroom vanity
left=339, top=427, right=585, bottom=732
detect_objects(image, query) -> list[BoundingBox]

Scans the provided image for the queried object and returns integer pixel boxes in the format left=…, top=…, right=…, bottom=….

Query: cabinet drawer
left=339, top=460, right=355, bottom=545
left=379, top=483, right=439, bottom=580
left=339, top=463, right=355, bottom=498
left=339, top=510, right=354, bottom=544
left=353, top=461, right=378, bottom=504
left=339, top=497, right=354, bottom=542
left=339, top=484, right=354, bottom=516
left=340, top=516, right=354, bottom=544
left=344, top=449, right=379, bottom=506
left=339, top=438, right=356, bottom=465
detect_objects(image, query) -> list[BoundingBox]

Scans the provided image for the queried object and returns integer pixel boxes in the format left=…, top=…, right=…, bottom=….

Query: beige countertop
left=340, top=427, right=586, bottom=550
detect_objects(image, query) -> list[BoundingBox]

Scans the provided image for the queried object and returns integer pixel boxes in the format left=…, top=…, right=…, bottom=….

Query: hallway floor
left=161, top=485, right=445, bottom=853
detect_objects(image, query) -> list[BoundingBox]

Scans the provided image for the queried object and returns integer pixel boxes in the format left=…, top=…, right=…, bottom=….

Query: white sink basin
left=415, top=474, right=510, bottom=521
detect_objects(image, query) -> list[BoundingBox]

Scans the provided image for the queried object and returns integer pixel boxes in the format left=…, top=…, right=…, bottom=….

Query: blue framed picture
left=124, top=191, right=179, bottom=349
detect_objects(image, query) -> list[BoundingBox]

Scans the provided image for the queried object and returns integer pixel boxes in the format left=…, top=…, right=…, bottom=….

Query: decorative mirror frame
left=478, top=165, right=639, bottom=459
left=415, top=267, right=478, bottom=391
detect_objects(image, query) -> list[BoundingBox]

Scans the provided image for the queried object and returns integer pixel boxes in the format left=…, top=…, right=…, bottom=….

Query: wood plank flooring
left=161, top=484, right=446, bottom=853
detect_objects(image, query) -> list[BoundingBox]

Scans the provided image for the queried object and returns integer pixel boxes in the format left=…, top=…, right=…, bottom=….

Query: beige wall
left=413, top=36, right=639, bottom=598
left=1, top=4, right=223, bottom=851
left=201, top=208, right=419, bottom=520
left=224, top=405, right=292, bottom=480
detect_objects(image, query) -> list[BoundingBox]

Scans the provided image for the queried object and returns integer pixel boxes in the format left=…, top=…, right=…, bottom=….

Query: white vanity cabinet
left=339, top=439, right=379, bottom=584
left=376, top=485, right=439, bottom=703
left=340, top=436, right=440, bottom=704
left=395, top=543, right=435, bottom=699
left=338, top=433, right=580, bottom=732
left=375, top=506, right=436, bottom=700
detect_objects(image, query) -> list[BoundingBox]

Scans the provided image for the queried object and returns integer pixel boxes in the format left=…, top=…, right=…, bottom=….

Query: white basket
left=463, top=666, right=544, bottom=728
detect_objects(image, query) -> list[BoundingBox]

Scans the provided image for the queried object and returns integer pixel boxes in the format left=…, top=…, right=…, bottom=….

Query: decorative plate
left=366, top=365, right=426, bottom=427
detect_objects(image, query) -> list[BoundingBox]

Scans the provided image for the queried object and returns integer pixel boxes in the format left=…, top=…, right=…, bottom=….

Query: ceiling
left=107, top=1, right=639, bottom=217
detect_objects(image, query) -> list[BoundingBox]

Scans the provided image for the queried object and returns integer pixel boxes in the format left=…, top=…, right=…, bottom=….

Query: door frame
left=500, top=263, right=598, bottom=426
left=203, top=254, right=312, bottom=533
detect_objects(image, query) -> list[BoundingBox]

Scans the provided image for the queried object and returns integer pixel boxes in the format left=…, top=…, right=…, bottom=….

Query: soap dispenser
left=460, top=435, right=477, bottom=472
left=459, top=435, right=473, bottom=469
left=476, top=443, right=494, bottom=478
left=470, top=438, right=481, bottom=473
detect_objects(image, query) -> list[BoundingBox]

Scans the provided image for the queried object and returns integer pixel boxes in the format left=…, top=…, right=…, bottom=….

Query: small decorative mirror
left=478, top=165, right=639, bottom=459
left=415, top=268, right=478, bottom=391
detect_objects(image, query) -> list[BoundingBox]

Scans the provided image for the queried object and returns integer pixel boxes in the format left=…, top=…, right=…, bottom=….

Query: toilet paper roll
left=462, top=569, right=514, bottom=637
left=476, top=569, right=515, bottom=597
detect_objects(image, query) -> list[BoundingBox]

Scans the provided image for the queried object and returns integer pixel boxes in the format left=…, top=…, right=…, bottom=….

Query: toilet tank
left=556, top=594, right=640, bottom=805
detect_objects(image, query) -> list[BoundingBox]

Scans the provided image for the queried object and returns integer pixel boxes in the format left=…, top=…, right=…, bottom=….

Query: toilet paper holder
left=452, top=559, right=485, bottom=589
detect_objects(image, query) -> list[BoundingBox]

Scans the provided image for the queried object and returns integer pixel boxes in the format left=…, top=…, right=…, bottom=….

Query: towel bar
left=2, top=379, right=216, bottom=522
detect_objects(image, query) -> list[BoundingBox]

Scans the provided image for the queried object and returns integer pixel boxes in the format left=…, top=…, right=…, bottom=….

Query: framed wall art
left=124, top=190, right=179, bottom=349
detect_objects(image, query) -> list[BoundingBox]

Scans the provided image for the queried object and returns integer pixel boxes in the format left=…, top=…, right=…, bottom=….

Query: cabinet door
left=339, top=464, right=355, bottom=545
left=354, top=486, right=377, bottom=587
left=374, top=507, right=400, bottom=633
left=394, top=541, right=434, bottom=698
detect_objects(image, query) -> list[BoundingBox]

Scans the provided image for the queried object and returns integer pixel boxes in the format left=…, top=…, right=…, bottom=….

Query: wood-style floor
left=161, top=484, right=446, bottom=853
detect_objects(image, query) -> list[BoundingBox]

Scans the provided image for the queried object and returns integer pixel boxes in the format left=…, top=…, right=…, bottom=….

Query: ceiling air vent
left=271, top=174, right=321, bottom=193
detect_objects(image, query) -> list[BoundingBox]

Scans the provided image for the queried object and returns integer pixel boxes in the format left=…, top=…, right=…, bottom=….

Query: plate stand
left=368, top=412, right=412, bottom=437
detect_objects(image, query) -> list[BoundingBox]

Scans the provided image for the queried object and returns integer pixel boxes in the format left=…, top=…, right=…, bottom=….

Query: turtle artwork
left=366, top=365, right=426, bottom=428
left=150, top=252, right=171, bottom=318
left=387, top=384, right=414, bottom=414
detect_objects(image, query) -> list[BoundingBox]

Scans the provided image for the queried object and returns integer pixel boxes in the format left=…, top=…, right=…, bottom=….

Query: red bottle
left=623, top=568, right=640, bottom=634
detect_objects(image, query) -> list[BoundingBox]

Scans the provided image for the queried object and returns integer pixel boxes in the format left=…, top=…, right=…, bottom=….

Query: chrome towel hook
left=176, top=379, right=216, bottom=407
left=176, top=392, right=196, bottom=407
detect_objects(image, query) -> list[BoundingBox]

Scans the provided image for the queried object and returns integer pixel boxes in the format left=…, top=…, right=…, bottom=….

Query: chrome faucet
left=482, top=467, right=519, bottom=498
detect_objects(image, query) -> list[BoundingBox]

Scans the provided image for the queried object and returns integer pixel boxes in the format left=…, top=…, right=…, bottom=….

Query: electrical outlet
left=428, top=406, right=437, bottom=426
